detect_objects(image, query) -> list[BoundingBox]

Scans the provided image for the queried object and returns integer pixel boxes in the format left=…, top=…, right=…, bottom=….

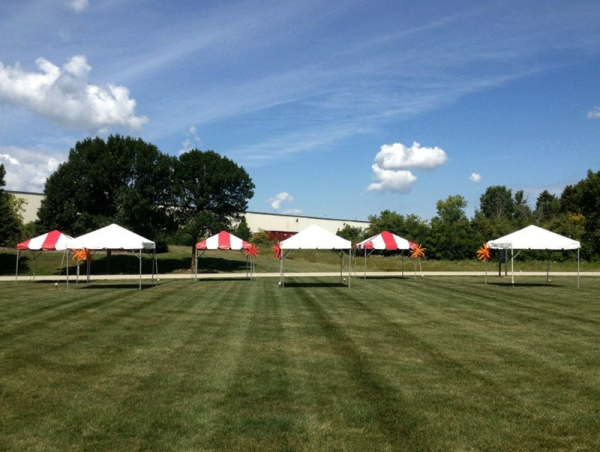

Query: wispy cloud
left=587, top=107, right=600, bottom=119
left=268, top=192, right=295, bottom=211
left=66, top=0, right=89, bottom=13
left=470, top=173, right=482, bottom=183
left=178, top=125, right=202, bottom=155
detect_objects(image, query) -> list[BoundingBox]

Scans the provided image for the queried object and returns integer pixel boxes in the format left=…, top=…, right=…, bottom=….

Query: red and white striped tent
left=355, top=231, right=414, bottom=278
left=195, top=231, right=257, bottom=280
left=15, top=230, right=72, bottom=282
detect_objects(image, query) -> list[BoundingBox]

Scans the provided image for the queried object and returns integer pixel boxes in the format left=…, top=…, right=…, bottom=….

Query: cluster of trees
left=35, top=135, right=255, bottom=254
left=339, top=170, right=600, bottom=261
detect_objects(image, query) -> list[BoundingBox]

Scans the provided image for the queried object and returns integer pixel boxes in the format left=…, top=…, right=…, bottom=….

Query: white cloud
left=269, top=192, right=294, bottom=210
left=367, top=141, right=448, bottom=193
left=66, top=0, right=89, bottom=13
left=373, top=142, right=448, bottom=170
left=470, top=172, right=482, bottom=183
left=0, top=56, right=148, bottom=132
left=587, top=107, right=600, bottom=119
left=0, top=147, right=65, bottom=192
left=0, top=154, right=19, bottom=165
left=283, top=208, right=303, bottom=215
left=178, top=125, right=202, bottom=155
left=367, top=164, right=417, bottom=193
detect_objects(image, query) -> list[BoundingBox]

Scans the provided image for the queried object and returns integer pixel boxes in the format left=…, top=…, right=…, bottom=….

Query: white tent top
left=488, top=225, right=580, bottom=250
left=279, top=224, right=351, bottom=250
left=356, top=231, right=413, bottom=250
left=67, top=224, right=155, bottom=250
left=17, top=230, right=72, bottom=251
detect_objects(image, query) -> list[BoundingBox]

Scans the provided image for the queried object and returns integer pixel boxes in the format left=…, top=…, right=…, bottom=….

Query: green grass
left=1, top=276, right=599, bottom=451
left=3, top=244, right=596, bottom=278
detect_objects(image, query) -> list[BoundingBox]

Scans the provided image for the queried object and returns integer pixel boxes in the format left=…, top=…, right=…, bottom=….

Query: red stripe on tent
left=362, top=240, right=374, bottom=249
left=17, top=239, right=31, bottom=250
left=217, top=231, right=231, bottom=250
left=42, top=230, right=62, bottom=250
left=380, top=231, right=398, bottom=250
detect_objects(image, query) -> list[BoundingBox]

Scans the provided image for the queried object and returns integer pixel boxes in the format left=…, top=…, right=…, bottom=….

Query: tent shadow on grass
left=280, top=281, right=349, bottom=288
left=195, top=257, right=251, bottom=273
left=486, top=281, right=567, bottom=288
left=79, top=283, right=156, bottom=290
left=0, top=252, right=30, bottom=275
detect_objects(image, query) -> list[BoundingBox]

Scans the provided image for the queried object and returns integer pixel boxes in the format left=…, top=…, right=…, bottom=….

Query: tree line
left=1, top=134, right=598, bottom=261
left=338, top=170, right=599, bottom=261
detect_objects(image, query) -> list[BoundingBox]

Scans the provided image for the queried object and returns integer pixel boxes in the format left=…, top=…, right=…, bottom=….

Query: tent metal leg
left=15, top=249, right=19, bottom=284
left=577, top=249, right=580, bottom=289
left=511, top=247, right=514, bottom=286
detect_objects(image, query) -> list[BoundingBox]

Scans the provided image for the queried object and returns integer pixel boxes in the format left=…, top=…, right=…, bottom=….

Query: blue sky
left=1, top=0, right=599, bottom=221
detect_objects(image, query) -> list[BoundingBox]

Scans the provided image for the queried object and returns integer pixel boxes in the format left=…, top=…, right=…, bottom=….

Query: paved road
left=3, top=271, right=599, bottom=283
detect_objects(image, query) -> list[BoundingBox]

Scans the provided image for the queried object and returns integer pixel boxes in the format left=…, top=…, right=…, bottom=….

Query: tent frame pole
left=15, top=249, right=19, bottom=283
left=577, top=249, right=580, bottom=289
left=139, top=249, right=142, bottom=290
left=511, top=246, right=514, bottom=286
left=67, top=250, right=70, bottom=291
left=546, top=250, right=551, bottom=285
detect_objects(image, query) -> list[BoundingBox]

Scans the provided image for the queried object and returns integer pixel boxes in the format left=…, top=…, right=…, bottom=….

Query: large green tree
left=0, top=164, right=24, bottom=246
left=560, top=169, right=600, bottom=259
left=479, top=185, right=516, bottom=222
left=173, top=149, right=254, bottom=257
left=534, top=190, right=561, bottom=226
left=429, top=195, right=477, bottom=260
left=37, top=135, right=175, bottom=240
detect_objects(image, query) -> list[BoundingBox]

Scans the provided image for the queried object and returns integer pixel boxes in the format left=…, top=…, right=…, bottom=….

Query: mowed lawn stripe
left=293, top=279, right=432, bottom=451
left=205, top=280, right=299, bottom=451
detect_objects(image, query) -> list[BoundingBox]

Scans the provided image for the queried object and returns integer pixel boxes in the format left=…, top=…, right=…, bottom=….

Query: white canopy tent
left=355, top=231, right=413, bottom=279
left=66, top=224, right=157, bottom=290
left=488, top=225, right=581, bottom=287
left=278, top=224, right=352, bottom=288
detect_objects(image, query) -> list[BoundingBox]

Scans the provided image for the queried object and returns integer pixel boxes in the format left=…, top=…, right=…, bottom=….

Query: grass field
left=2, top=244, right=595, bottom=279
left=1, top=275, right=599, bottom=451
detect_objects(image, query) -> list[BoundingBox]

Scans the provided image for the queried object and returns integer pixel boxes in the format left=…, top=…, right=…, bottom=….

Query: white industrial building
left=8, top=191, right=369, bottom=237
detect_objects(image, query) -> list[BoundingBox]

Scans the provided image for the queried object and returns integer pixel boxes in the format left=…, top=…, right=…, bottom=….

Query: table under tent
left=276, top=224, right=352, bottom=288
left=66, top=224, right=157, bottom=290
left=194, top=231, right=258, bottom=280
left=355, top=231, right=414, bottom=278
left=487, top=225, right=581, bottom=287
left=15, top=230, right=72, bottom=282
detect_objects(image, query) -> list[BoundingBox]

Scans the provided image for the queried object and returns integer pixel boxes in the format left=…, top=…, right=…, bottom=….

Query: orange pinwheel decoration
left=244, top=244, right=259, bottom=258
left=410, top=243, right=426, bottom=259
left=477, top=243, right=491, bottom=262
left=72, top=249, right=93, bottom=262
left=271, top=242, right=282, bottom=259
